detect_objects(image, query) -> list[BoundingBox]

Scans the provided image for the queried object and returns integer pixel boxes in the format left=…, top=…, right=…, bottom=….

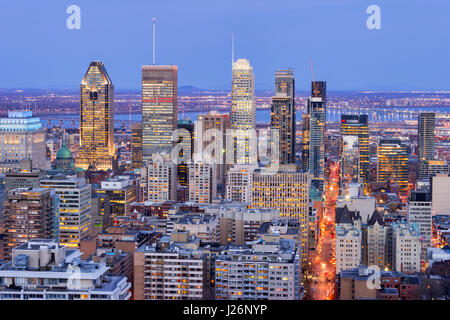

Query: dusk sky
left=0, top=0, right=449, bottom=91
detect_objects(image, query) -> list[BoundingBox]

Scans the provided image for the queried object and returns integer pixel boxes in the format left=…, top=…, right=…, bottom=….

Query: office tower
left=377, top=138, right=409, bottom=195
left=195, top=111, right=230, bottom=188
left=141, top=153, right=177, bottom=203
left=340, top=115, right=370, bottom=188
left=364, top=211, right=388, bottom=270
left=225, top=164, right=257, bottom=203
left=77, top=61, right=115, bottom=171
left=90, top=194, right=111, bottom=236
left=407, top=190, right=432, bottom=260
left=270, top=69, right=295, bottom=164
left=95, top=177, right=136, bottom=217
left=418, top=159, right=448, bottom=181
left=2, top=188, right=54, bottom=260
left=252, top=165, right=309, bottom=264
left=133, top=234, right=209, bottom=300
left=4, top=160, right=44, bottom=191
left=142, top=65, right=178, bottom=161
left=231, top=58, right=256, bottom=164
left=340, top=135, right=360, bottom=186
left=431, top=173, right=450, bottom=216
left=215, top=238, right=300, bottom=300
left=307, top=81, right=326, bottom=193
left=0, top=111, right=49, bottom=174
left=301, top=114, right=310, bottom=171
left=197, top=202, right=278, bottom=245
left=40, top=177, right=91, bottom=248
left=131, top=123, right=143, bottom=170
left=176, top=119, right=195, bottom=186
left=188, top=161, right=217, bottom=204
left=392, top=222, right=421, bottom=273
left=0, top=239, right=131, bottom=300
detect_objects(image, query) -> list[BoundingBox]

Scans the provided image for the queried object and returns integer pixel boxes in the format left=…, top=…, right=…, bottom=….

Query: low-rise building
left=0, top=239, right=131, bottom=300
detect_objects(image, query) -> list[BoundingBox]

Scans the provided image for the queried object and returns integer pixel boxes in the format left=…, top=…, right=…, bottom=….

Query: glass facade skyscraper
left=271, top=69, right=295, bottom=165
left=340, top=114, right=370, bottom=190
left=231, top=59, right=255, bottom=165
left=307, top=81, right=326, bottom=193
left=142, top=65, right=178, bottom=162
left=377, top=138, right=409, bottom=195
left=77, top=61, right=115, bottom=171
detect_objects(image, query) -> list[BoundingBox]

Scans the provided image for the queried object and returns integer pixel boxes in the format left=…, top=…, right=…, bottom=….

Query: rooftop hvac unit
left=14, top=254, right=29, bottom=270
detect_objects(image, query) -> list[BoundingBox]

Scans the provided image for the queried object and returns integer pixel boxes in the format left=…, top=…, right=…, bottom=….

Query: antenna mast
left=153, top=17, right=156, bottom=65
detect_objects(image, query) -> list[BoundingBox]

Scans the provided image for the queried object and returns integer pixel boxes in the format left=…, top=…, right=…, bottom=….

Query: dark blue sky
left=0, top=0, right=449, bottom=91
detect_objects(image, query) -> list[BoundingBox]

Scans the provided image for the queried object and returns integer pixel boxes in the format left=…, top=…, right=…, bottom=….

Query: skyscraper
left=176, top=119, right=195, bottom=186
left=231, top=59, right=255, bottom=165
left=195, top=111, right=230, bottom=189
left=77, top=62, right=115, bottom=171
left=131, top=123, right=143, bottom=170
left=142, top=65, right=178, bottom=162
left=307, top=81, right=326, bottom=193
left=418, top=112, right=435, bottom=161
left=417, top=112, right=436, bottom=180
left=340, top=114, right=370, bottom=189
left=270, top=69, right=295, bottom=164
left=377, top=138, right=409, bottom=195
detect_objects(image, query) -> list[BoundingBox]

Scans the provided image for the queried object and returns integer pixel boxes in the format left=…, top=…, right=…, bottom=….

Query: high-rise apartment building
left=307, top=81, right=326, bottom=193
left=133, top=234, right=208, bottom=300
left=418, top=112, right=435, bottom=161
left=301, top=114, right=310, bottom=172
left=188, top=161, right=217, bottom=204
left=231, top=59, right=256, bottom=165
left=215, top=238, right=301, bottom=300
left=407, top=190, right=432, bottom=260
left=141, top=153, right=177, bottom=203
left=40, top=176, right=91, bottom=248
left=392, top=222, right=421, bottom=273
left=131, top=123, right=143, bottom=170
left=377, top=138, right=409, bottom=195
left=418, top=113, right=436, bottom=181
left=142, top=66, right=178, bottom=161
left=270, top=69, right=295, bottom=165
left=0, top=111, right=49, bottom=174
left=77, top=61, right=115, bottom=171
left=2, top=188, right=54, bottom=260
left=225, top=164, right=257, bottom=203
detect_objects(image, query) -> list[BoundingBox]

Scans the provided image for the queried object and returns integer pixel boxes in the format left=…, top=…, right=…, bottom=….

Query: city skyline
left=0, top=1, right=449, bottom=91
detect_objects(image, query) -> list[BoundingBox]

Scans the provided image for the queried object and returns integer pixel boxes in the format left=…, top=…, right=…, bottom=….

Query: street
left=305, top=162, right=339, bottom=300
